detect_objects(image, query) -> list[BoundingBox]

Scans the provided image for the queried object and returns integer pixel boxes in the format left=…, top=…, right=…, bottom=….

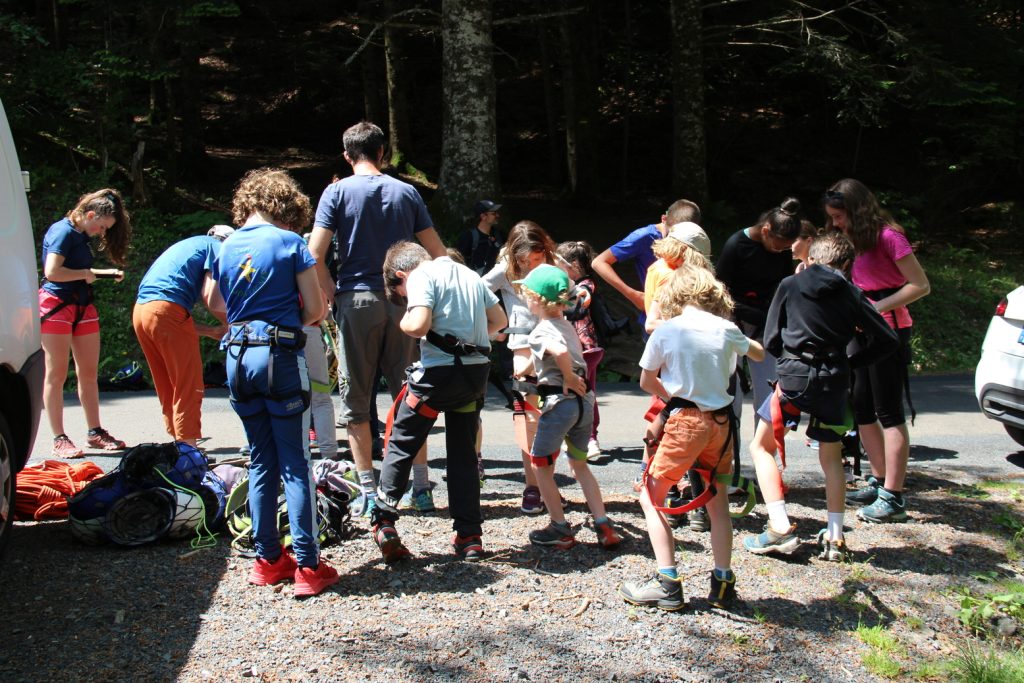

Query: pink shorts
left=39, top=290, right=99, bottom=336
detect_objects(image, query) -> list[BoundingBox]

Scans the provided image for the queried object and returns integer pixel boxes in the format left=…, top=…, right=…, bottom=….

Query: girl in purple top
left=824, top=178, right=930, bottom=524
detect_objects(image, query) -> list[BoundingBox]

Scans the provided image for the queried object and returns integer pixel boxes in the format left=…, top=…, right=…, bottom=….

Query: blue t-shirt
left=314, top=174, right=433, bottom=293
left=137, top=235, right=219, bottom=310
left=41, top=217, right=93, bottom=301
left=405, top=257, right=499, bottom=369
left=608, top=223, right=660, bottom=286
left=213, top=224, right=317, bottom=330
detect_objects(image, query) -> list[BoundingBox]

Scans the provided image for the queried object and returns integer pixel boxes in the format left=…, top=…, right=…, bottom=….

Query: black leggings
left=852, top=327, right=912, bottom=428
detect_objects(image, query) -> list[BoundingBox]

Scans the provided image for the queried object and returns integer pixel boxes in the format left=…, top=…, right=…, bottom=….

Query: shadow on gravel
left=740, top=578, right=899, bottom=633
left=909, top=444, right=958, bottom=461
left=0, top=520, right=230, bottom=681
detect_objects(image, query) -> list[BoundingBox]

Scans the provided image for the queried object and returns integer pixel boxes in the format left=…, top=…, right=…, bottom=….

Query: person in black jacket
left=741, top=231, right=898, bottom=562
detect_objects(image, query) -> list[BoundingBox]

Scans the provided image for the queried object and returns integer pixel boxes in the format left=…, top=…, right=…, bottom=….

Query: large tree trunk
left=384, top=0, right=414, bottom=170
left=436, top=0, right=498, bottom=232
left=669, top=0, right=708, bottom=205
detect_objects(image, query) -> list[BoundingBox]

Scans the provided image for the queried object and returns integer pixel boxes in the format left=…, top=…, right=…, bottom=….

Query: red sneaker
left=594, top=519, right=622, bottom=550
left=294, top=560, right=340, bottom=597
left=451, top=533, right=485, bottom=562
left=52, top=434, right=84, bottom=459
left=373, top=522, right=412, bottom=564
left=86, top=428, right=126, bottom=451
left=248, top=552, right=298, bottom=586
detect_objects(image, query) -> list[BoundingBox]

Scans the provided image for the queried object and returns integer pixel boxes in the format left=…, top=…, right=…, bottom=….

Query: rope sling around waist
left=643, top=397, right=756, bottom=519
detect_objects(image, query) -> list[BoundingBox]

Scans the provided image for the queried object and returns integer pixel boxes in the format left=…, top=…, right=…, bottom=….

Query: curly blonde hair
left=658, top=265, right=734, bottom=319
left=651, top=236, right=713, bottom=271
left=520, top=286, right=568, bottom=317
left=68, top=188, right=132, bottom=265
left=231, top=168, right=312, bottom=231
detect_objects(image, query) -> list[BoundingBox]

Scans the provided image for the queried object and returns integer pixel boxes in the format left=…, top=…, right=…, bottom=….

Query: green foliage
left=910, top=245, right=1023, bottom=372
left=956, top=580, right=1024, bottom=637
left=950, top=643, right=1024, bottom=683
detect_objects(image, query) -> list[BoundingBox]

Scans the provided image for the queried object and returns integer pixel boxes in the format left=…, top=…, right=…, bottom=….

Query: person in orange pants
left=132, top=226, right=232, bottom=446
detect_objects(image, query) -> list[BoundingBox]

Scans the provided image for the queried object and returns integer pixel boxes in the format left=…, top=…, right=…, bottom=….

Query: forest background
left=1, top=0, right=1022, bottom=380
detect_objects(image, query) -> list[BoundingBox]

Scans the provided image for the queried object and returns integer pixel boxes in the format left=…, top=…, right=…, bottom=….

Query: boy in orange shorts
left=620, top=266, right=763, bottom=611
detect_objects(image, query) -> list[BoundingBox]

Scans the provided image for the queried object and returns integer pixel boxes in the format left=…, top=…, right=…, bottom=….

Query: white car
left=0, top=97, right=44, bottom=558
left=976, top=285, right=1024, bottom=448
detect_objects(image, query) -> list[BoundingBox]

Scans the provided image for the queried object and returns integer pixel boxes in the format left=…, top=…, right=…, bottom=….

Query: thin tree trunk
left=359, top=0, right=387, bottom=124
left=559, top=0, right=600, bottom=200
left=539, top=28, right=565, bottom=189
left=436, top=0, right=498, bottom=232
left=384, top=0, right=414, bottom=170
left=621, top=0, right=632, bottom=197
left=669, top=0, right=708, bottom=204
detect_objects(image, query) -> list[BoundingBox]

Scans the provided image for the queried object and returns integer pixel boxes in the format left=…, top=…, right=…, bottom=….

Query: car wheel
left=0, top=413, right=16, bottom=560
left=1006, top=425, right=1024, bottom=449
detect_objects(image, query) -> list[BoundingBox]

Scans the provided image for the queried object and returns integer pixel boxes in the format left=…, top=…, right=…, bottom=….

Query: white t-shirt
left=406, top=257, right=499, bottom=368
left=482, top=260, right=537, bottom=350
left=639, top=305, right=750, bottom=412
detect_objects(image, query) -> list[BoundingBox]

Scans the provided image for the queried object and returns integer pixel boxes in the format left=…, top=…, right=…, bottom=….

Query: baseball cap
left=473, top=199, right=502, bottom=215
left=667, top=222, right=711, bottom=258
left=208, top=224, right=235, bottom=241
left=514, top=264, right=571, bottom=304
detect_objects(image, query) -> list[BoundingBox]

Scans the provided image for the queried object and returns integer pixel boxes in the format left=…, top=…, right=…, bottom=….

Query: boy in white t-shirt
left=620, top=266, right=764, bottom=611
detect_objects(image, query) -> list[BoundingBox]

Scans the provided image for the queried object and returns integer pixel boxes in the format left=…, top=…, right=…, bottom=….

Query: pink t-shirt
left=851, top=225, right=914, bottom=328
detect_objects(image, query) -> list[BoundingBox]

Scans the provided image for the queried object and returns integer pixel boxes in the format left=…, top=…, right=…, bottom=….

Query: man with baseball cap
left=456, top=199, right=504, bottom=275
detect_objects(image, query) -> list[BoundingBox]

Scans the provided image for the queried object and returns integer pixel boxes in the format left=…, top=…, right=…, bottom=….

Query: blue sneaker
left=857, top=488, right=908, bottom=523
left=400, top=487, right=436, bottom=513
left=846, top=475, right=881, bottom=504
left=743, top=524, right=799, bottom=555
left=360, top=496, right=378, bottom=518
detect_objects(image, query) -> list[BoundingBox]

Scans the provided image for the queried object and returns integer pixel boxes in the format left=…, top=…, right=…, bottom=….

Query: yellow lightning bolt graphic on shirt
left=239, top=257, right=257, bottom=282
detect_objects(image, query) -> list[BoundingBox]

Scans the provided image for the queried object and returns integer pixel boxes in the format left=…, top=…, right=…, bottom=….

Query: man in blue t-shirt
left=591, top=199, right=701, bottom=326
left=307, top=121, right=447, bottom=511
left=132, top=226, right=232, bottom=445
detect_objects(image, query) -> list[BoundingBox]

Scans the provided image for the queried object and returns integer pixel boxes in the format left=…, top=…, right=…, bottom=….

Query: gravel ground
left=2, top=443, right=1022, bottom=683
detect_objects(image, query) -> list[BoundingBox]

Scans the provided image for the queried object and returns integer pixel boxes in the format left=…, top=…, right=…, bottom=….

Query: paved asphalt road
left=28, top=375, right=1024, bottom=493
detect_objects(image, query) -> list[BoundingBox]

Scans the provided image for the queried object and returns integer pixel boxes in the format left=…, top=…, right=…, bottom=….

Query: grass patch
left=949, top=643, right=1024, bottom=683
left=856, top=623, right=905, bottom=679
left=950, top=485, right=991, bottom=500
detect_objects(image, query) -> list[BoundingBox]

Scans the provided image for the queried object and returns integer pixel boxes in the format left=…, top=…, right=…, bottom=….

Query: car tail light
left=995, top=298, right=1008, bottom=316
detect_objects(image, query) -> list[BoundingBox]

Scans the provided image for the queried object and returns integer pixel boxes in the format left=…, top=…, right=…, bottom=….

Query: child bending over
left=742, top=232, right=897, bottom=561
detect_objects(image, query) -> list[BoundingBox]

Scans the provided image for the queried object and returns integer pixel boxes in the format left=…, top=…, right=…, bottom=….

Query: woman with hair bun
left=824, top=178, right=930, bottom=524
left=716, top=197, right=803, bottom=429
left=40, top=188, right=132, bottom=457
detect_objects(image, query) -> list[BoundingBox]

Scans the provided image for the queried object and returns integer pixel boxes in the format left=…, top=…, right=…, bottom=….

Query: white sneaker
left=586, top=439, right=602, bottom=461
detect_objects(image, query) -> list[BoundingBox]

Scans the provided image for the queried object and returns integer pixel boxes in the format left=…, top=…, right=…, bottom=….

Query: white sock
left=766, top=500, right=790, bottom=531
left=827, top=512, right=845, bottom=541
left=358, top=469, right=376, bottom=496
left=412, top=463, right=430, bottom=491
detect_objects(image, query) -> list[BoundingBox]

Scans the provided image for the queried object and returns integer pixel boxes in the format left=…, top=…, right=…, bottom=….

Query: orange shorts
left=648, top=407, right=733, bottom=484
left=39, top=290, right=99, bottom=336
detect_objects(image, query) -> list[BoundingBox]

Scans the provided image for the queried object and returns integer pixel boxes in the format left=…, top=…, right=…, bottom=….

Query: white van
left=0, top=97, right=44, bottom=557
